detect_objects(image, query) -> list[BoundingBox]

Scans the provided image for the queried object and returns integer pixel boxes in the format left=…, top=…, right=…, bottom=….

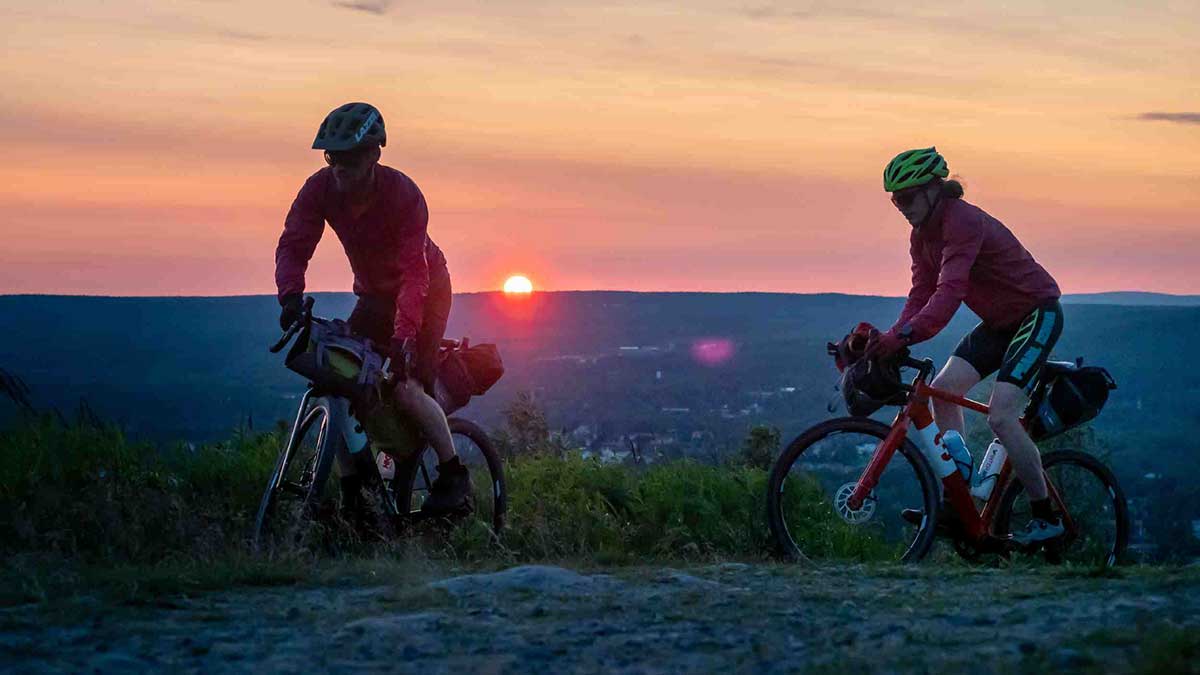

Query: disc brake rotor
left=834, top=482, right=877, bottom=524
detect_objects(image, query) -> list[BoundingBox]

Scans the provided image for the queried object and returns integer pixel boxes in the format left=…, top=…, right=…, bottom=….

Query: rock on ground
left=2, top=563, right=1198, bottom=674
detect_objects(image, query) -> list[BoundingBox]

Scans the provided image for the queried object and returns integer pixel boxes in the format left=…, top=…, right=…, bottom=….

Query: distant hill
left=1062, top=292, right=1200, bottom=306
left=1, top=290, right=1196, bottom=449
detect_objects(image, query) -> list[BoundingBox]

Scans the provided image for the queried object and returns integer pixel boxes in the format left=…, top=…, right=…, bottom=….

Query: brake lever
left=268, top=296, right=316, bottom=353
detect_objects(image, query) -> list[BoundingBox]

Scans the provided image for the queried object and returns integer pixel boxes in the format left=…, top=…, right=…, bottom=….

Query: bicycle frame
left=846, top=362, right=1078, bottom=548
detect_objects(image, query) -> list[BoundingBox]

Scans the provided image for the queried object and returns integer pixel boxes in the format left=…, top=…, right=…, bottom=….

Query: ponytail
left=941, top=177, right=965, bottom=199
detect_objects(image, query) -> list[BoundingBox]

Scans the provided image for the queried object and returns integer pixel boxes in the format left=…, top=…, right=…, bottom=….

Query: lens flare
left=691, top=338, right=735, bottom=366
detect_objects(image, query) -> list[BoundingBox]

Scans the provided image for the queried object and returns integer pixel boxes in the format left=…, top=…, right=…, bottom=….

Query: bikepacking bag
left=840, top=358, right=906, bottom=417
left=284, top=319, right=386, bottom=400
left=1026, top=363, right=1116, bottom=440
left=433, top=341, right=505, bottom=415
left=829, top=323, right=906, bottom=417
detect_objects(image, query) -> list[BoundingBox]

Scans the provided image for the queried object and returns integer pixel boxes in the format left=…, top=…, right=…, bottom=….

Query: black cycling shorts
left=952, top=298, right=1063, bottom=394
left=347, top=262, right=452, bottom=389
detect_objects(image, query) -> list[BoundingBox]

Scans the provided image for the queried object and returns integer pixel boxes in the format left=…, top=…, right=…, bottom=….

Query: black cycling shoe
left=420, top=456, right=474, bottom=516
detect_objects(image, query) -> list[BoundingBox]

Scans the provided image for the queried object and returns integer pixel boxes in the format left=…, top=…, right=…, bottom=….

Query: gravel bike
left=252, top=298, right=506, bottom=553
left=767, top=352, right=1128, bottom=565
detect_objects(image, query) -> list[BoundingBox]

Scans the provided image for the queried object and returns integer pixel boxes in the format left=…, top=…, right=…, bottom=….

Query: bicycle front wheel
left=995, top=450, right=1129, bottom=566
left=252, top=396, right=338, bottom=553
left=394, top=417, right=507, bottom=534
left=767, top=417, right=940, bottom=563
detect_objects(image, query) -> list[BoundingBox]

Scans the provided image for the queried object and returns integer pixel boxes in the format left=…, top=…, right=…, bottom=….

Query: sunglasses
left=324, top=148, right=374, bottom=168
left=890, top=187, right=924, bottom=210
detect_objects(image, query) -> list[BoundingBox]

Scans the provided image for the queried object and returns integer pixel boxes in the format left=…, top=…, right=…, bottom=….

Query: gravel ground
left=2, top=563, right=1198, bottom=674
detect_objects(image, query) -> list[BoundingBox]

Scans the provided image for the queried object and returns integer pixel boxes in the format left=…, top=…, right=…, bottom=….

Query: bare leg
left=930, top=356, right=981, bottom=435
left=393, top=378, right=456, bottom=463
left=987, top=381, right=1047, bottom=500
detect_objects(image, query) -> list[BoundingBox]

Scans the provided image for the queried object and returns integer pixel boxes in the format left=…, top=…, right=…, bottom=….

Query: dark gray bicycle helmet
left=312, top=102, right=387, bottom=151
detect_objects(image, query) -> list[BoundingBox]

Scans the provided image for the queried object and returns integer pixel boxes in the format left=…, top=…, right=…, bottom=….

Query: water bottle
left=909, top=418, right=956, bottom=480
left=940, top=430, right=973, bottom=483
left=970, top=439, right=1007, bottom=500
left=376, top=450, right=396, bottom=481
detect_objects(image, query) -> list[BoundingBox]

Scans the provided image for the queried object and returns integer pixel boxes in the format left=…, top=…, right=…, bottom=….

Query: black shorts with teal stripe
left=952, top=299, right=1064, bottom=394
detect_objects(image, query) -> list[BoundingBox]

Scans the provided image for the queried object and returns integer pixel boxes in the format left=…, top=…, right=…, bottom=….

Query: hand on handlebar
left=278, top=294, right=305, bottom=331
left=269, top=296, right=315, bottom=353
left=387, top=337, right=418, bottom=381
left=865, top=331, right=908, bottom=361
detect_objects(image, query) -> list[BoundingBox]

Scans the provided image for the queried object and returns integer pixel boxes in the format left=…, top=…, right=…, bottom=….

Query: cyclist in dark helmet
left=869, top=147, right=1065, bottom=546
left=274, top=102, right=471, bottom=517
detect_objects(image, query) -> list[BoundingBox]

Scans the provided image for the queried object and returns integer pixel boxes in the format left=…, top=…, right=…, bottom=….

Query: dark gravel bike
left=253, top=298, right=506, bottom=553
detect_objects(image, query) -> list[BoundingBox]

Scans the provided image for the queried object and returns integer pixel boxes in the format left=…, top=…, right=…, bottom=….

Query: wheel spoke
left=397, top=419, right=506, bottom=534
left=280, top=481, right=308, bottom=497
left=253, top=399, right=337, bottom=553
left=769, top=419, right=938, bottom=563
left=997, top=451, right=1127, bottom=566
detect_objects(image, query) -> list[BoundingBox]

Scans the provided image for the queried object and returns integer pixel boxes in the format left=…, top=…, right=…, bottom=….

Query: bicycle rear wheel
left=995, top=450, right=1129, bottom=566
left=767, top=417, right=939, bottom=563
left=252, top=396, right=338, bottom=553
left=394, top=417, right=506, bottom=534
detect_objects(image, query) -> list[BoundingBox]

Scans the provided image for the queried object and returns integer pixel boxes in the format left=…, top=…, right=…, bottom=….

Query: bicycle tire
left=393, top=417, right=507, bottom=534
left=994, top=449, right=1129, bottom=566
left=252, top=396, right=338, bottom=552
left=767, top=417, right=940, bottom=563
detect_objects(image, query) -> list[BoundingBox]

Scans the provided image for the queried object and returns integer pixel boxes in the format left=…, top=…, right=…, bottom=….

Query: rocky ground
left=2, top=562, right=1198, bottom=674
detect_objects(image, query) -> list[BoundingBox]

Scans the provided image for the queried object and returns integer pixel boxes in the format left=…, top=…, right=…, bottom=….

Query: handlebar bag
left=841, top=357, right=906, bottom=417
left=284, top=319, right=386, bottom=399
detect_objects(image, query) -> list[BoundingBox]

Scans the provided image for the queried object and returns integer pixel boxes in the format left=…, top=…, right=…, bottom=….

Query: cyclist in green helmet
left=870, top=147, right=1067, bottom=547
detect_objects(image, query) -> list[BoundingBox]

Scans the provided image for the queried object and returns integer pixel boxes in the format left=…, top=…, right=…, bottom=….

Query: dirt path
left=3, top=563, right=1198, bottom=674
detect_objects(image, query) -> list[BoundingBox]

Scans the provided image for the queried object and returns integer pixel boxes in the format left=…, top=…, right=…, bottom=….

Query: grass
left=4, top=415, right=1193, bottom=609
left=1, top=415, right=880, bottom=603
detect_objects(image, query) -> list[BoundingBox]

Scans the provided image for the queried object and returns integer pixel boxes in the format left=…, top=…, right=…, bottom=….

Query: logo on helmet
left=354, top=110, right=379, bottom=143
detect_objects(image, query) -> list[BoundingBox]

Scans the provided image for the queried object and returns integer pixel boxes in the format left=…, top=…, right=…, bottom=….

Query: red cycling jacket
left=889, top=198, right=1060, bottom=344
left=274, top=165, right=447, bottom=341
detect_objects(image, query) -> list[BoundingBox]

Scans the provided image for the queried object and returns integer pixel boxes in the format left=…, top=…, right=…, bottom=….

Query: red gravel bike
left=767, top=353, right=1128, bottom=565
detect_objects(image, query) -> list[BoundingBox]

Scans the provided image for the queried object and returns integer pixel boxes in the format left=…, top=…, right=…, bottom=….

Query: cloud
left=214, top=29, right=270, bottom=42
left=1135, top=112, right=1200, bottom=125
left=332, top=0, right=393, bottom=15
left=739, top=4, right=896, bottom=22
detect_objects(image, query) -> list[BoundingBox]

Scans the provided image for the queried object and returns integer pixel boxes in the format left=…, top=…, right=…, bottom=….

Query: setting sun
left=503, top=275, right=534, bottom=294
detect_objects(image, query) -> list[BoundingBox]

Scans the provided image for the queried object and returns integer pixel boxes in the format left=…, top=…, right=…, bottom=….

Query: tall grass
left=0, top=415, right=888, bottom=591
left=0, top=415, right=278, bottom=564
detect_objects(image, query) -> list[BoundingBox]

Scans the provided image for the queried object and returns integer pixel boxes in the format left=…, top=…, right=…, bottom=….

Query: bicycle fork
left=268, top=388, right=317, bottom=493
left=847, top=402, right=984, bottom=539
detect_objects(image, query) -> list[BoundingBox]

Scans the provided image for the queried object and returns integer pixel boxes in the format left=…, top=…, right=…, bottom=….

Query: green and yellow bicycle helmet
left=883, top=147, right=948, bottom=192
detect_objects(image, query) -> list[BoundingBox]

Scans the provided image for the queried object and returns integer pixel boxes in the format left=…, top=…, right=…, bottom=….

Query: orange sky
left=1, top=1, right=1197, bottom=295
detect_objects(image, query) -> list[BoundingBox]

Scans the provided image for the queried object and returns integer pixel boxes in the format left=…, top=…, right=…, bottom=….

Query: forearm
left=902, top=286, right=965, bottom=343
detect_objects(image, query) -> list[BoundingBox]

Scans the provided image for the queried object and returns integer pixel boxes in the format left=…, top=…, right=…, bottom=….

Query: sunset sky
left=2, top=1, right=1197, bottom=296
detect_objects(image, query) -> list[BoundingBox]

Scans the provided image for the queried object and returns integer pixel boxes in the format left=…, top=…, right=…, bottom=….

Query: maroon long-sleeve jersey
left=889, top=198, right=1060, bottom=343
left=274, top=165, right=446, bottom=341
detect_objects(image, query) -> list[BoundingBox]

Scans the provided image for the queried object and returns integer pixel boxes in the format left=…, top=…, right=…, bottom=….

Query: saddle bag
left=1026, top=363, right=1116, bottom=440
left=433, top=341, right=505, bottom=415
